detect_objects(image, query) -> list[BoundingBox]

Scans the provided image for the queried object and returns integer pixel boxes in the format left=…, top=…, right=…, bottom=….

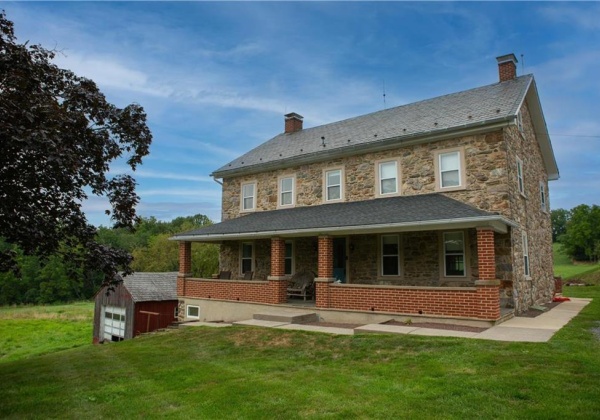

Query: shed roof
left=120, top=272, right=178, bottom=302
left=213, top=75, right=550, bottom=178
left=172, top=194, right=516, bottom=241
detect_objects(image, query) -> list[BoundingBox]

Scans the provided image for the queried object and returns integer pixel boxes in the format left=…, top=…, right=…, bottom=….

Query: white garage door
left=103, top=306, right=126, bottom=341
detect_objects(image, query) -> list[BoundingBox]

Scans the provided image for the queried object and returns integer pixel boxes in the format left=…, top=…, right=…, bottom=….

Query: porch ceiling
left=171, top=193, right=517, bottom=242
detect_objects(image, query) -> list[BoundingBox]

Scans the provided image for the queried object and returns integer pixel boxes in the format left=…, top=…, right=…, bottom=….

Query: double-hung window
left=381, top=235, right=400, bottom=276
left=439, top=151, right=461, bottom=188
left=240, top=242, right=254, bottom=274
left=379, top=161, right=398, bottom=195
left=284, top=241, right=294, bottom=275
left=279, top=176, right=294, bottom=207
left=241, top=182, right=256, bottom=211
left=325, top=169, right=343, bottom=202
left=522, top=232, right=530, bottom=278
left=540, top=182, right=547, bottom=211
left=443, top=232, right=465, bottom=277
left=516, top=157, right=524, bottom=196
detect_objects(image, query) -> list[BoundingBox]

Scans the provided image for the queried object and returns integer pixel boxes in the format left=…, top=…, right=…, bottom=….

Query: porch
left=173, top=194, right=516, bottom=322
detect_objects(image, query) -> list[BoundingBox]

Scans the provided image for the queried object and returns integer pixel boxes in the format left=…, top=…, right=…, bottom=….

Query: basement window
left=187, top=305, right=199, bottom=319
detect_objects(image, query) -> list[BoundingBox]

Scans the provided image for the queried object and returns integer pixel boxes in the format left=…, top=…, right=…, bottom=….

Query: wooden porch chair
left=287, top=269, right=316, bottom=301
left=243, top=271, right=254, bottom=280
left=219, top=270, right=231, bottom=280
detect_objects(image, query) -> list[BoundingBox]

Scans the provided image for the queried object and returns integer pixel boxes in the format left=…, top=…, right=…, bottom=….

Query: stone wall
left=221, top=131, right=510, bottom=220
left=219, top=239, right=271, bottom=280
left=503, top=102, right=554, bottom=312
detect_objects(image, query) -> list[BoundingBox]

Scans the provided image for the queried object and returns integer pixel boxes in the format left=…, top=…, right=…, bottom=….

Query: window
left=516, top=110, right=524, bottom=133
left=381, top=235, right=400, bottom=276
left=443, top=232, right=465, bottom=277
left=325, top=169, right=343, bottom=202
left=440, top=152, right=461, bottom=188
left=279, top=176, right=295, bottom=207
left=240, top=242, right=254, bottom=274
left=284, top=241, right=294, bottom=275
left=434, top=148, right=465, bottom=191
left=522, top=232, right=530, bottom=278
left=540, top=182, right=547, bottom=212
left=378, top=161, right=398, bottom=195
left=187, top=305, right=199, bottom=319
left=516, top=157, right=524, bottom=195
left=241, top=182, right=256, bottom=211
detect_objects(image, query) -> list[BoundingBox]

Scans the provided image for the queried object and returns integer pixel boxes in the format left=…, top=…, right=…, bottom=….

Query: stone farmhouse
left=172, top=54, right=558, bottom=324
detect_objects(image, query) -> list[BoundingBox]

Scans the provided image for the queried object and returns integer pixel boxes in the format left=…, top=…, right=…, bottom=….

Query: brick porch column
left=476, top=228, right=496, bottom=280
left=178, top=241, right=192, bottom=298
left=317, top=236, right=333, bottom=278
left=475, top=228, right=501, bottom=320
left=270, top=237, right=286, bottom=277
left=316, top=236, right=335, bottom=308
left=267, top=237, right=288, bottom=304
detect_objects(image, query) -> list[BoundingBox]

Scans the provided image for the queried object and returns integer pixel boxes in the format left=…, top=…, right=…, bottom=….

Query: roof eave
left=524, top=78, right=560, bottom=181
left=210, top=118, right=514, bottom=179
left=171, top=215, right=516, bottom=242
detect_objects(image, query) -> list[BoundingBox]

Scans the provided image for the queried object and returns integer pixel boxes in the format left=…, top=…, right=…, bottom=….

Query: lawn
left=0, top=291, right=599, bottom=419
left=0, top=301, right=93, bottom=363
left=553, top=243, right=600, bottom=280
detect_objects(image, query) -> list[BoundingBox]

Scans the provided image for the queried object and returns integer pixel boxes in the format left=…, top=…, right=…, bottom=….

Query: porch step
left=253, top=311, right=319, bottom=324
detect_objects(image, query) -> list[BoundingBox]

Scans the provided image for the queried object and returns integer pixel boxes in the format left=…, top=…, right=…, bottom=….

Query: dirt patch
left=517, top=301, right=562, bottom=318
left=383, top=320, right=488, bottom=333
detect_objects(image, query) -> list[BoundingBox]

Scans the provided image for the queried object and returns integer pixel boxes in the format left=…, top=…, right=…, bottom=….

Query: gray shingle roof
left=173, top=194, right=512, bottom=241
left=121, top=272, right=178, bottom=302
left=212, top=75, right=532, bottom=178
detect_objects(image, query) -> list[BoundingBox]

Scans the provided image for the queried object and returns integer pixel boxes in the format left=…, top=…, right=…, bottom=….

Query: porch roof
left=172, top=194, right=516, bottom=242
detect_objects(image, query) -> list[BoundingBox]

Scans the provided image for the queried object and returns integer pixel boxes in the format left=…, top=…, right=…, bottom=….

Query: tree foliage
left=550, top=208, right=569, bottom=243
left=0, top=11, right=152, bottom=282
left=0, top=215, right=219, bottom=304
left=558, top=204, right=600, bottom=262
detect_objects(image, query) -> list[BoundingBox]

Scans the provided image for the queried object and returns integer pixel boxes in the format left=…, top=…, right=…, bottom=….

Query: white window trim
left=522, top=231, right=531, bottom=279
left=516, top=156, right=525, bottom=197
left=375, top=159, right=401, bottom=197
left=433, top=147, right=467, bottom=192
left=442, top=231, right=467, bottom=278
left=186, top=305, right=199, bottom=319
left=323, top=167, right=345, bottom=203
left=240, top=242, right=254, bottom=275
left=540, top=181, right=547, bottom=212
left=379, top=234, right=401, bottom=277
left=277, top=175, right=296, bottom=209
left=516, top=110, right=524, bottom=133
left=284, top=240, right=295, bottom=276
left=240, top=181, right=257, bottom=213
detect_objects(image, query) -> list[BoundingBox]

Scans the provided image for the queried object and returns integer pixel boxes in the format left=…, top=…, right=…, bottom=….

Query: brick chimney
left=496, top=53, right=518, bottom=82
left=284, top=112, right=303, bottom=134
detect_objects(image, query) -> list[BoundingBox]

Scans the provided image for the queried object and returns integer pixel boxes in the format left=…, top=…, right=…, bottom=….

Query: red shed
left=93, top=272, right=178, bottom=343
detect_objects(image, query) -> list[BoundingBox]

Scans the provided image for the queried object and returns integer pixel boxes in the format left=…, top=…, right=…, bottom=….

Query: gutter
left=211, top=117, right=515, bottom=179
left=170, top=215, right=518, bottom=242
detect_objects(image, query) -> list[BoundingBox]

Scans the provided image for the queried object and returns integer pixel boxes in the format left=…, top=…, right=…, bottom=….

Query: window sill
left=436, top=185, right=467, bottom=193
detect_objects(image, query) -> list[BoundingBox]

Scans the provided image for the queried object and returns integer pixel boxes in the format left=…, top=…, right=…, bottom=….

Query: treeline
left=0, top=214, right=218, bottom=305
left=552, top=205, right=600, bottom=262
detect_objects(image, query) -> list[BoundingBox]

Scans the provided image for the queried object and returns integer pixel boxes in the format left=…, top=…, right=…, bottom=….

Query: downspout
left=212, top=176, right=223, bottom=186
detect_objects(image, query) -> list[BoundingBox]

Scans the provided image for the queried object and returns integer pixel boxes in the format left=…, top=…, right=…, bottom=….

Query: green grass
left=553, top=243, right=600, bottom=279
left=0, top=302, right=93, bottom=363
left=0, top=293, right=599, bottom=419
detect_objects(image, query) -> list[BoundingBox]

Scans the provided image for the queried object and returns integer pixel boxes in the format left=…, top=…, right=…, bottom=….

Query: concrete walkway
left=180, top=298, right=591, bottom=343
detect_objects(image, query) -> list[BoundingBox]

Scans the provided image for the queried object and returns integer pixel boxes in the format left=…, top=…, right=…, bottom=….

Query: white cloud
left=540, top=4, right=600, bottom=30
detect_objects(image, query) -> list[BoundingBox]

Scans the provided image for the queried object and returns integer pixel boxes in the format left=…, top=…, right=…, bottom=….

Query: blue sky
left=4, top=2, right=600, bottom=226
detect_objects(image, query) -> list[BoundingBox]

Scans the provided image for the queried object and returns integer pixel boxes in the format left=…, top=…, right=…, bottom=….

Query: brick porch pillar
left=270, top=237, right=286, bottom=277
left=316, top=236, right=335, bottom=308
left=475, top=228, right=501, bottom=320
left=267, top=237, right=288, bottom=304
left=476, top=228, right=496, bottom=280
left=178, top=241, right=192, bottom=297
